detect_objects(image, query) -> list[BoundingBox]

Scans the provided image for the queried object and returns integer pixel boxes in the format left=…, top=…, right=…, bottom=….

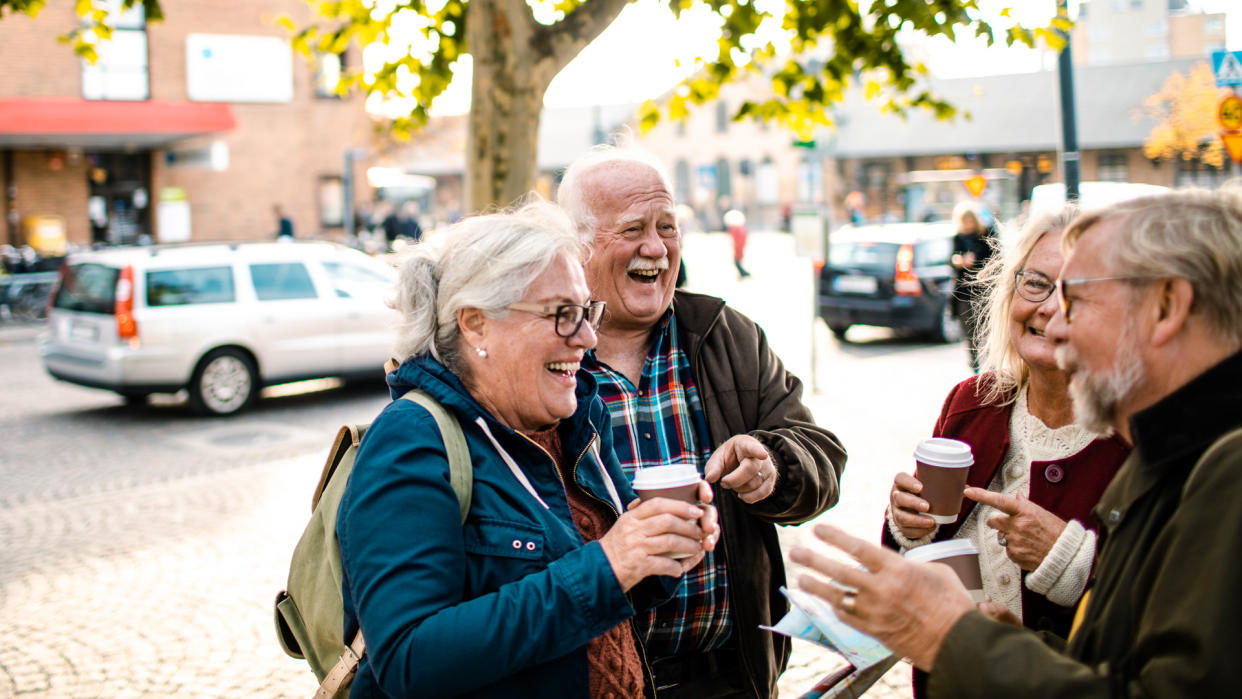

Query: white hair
left=390, top=199, right=584, bottom=377
left=556, top=143, right=674, bottom=243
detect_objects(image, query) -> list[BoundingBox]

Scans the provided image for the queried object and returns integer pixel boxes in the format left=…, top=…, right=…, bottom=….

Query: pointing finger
left=964, top=487, right=1022, bottom=515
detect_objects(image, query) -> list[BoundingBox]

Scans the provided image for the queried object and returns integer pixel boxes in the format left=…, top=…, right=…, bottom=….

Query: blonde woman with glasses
left=882, top=206, right=1131, bottom=695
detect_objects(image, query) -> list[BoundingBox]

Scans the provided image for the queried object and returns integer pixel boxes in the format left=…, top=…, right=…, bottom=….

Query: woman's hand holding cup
left=600, top=490, right=718, bottom=592
left=890, top=472, right=937, bottom=540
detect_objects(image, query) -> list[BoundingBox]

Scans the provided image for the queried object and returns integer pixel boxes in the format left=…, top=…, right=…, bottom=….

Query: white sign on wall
left=186, top=34, right=294, bottom=103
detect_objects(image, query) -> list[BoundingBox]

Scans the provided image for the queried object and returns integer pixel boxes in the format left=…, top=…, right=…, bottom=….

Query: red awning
left=0, top=98, right=236, bottom=148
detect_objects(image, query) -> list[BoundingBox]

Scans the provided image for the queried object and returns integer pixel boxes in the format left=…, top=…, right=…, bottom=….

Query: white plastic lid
left=903, top=538, right=979, bottom=563
left=913, top=437, right=974, bottom=468
left=632, top=463, right=701, bottom=489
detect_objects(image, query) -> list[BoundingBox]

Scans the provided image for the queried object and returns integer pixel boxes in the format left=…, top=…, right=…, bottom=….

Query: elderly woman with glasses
left=337, top=200, right=719, bottom=698
left=882, top=206, right=1131, bottom=690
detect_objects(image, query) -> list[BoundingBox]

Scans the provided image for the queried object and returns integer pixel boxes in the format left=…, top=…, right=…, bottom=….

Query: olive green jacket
left=928, top=349, right=1242, bottom=698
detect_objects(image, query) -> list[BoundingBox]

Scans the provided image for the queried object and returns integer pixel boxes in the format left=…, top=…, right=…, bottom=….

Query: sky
left=407, top=0, right=1241, bottom=117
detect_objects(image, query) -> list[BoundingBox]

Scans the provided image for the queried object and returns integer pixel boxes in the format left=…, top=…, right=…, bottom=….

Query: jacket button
left=998, top=573, right=1012, bottom=586
left=1108, top=509, right=1122, bottom=524
left=1044, top=464, right=1064, bottom=483
left=643, top=432, right=652, bottom=440
left=526, top=541, right=536, bottom=551
left=512, top=539, right=522, bottom=549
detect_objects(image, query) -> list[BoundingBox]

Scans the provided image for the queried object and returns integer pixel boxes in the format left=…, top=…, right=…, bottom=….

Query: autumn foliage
left=1143, top=62, right=1230, bottom=169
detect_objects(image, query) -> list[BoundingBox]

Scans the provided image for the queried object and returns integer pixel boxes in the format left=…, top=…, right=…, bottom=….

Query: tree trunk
left=464, top=0, right=629, bottom=212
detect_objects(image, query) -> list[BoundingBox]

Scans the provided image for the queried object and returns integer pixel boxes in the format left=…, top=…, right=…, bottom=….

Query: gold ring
left=841, top=591, right=858, bottom=615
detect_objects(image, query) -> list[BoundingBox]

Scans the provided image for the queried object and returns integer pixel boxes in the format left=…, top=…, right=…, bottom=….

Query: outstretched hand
left=789, top=524, right=974, bottom=671
left=705, top=435, right=776, bottom=504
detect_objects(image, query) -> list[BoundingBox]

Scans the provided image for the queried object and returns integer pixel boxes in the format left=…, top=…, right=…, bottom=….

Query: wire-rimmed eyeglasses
left=1013, top=269, right=1055, bottom=303
left=1054, top=276, right=1154, bottom=324
left=507, top=301, right=606, bottom=337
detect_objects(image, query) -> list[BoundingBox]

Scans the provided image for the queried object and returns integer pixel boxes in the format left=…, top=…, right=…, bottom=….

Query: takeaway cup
left=904, top=539, right=985, bottom=603
left=913, top=438, right=975, bottom=524
left=632, top=463, right=703, bottom=559
left=632, top=463, right=702, bottom=505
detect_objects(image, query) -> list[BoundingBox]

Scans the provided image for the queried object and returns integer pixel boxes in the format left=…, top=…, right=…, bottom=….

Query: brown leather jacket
left=673, top=290, right=848, bottom=697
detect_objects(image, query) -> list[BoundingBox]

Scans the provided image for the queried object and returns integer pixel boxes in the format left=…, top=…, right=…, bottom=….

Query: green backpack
left=274, top=389, right=472, bottom=699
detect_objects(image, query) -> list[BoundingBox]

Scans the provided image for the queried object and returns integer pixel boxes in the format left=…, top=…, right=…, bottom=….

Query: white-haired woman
left=883, top=206, right=1131, bottom=693
left=337, top=200, right=718, bottom=698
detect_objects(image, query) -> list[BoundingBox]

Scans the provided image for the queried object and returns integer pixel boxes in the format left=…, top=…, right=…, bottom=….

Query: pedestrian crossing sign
left=1212, top=50, right=1242, bottom=88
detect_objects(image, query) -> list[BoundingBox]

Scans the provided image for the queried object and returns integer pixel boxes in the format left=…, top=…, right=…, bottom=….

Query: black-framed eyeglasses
left=1054, top=276, right=1153, bottom=324
left=507, top=301, right=606, bottom=337
left=1014, top=269, right=1055, bottom=303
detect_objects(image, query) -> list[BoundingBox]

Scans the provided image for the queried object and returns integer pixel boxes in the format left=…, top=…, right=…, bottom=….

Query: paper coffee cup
left=913, top=438, right=974, bottom=524
left=904, top=539, right=985, bottom=603
left=632, top=464, right=703, bottom=559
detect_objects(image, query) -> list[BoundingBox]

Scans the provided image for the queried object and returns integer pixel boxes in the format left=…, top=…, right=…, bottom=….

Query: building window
left=315, top=53, right=345, bottom=99
left=1097, top=153, right=1128, bottom=182
left=1175, top=160, right=1224, bottom=189
left=1089, top=24, right=1111, bottom=40
left=1144, top=20, right=1167, bottom=37
left=1205, top=18, right=1223, bottom=35
left=715, top=101, right=729, bottom=134
left=674, top=159, right=691, bottom=204
left=1129, top=0, right=1142, bottom=8
left=1078, top=1, right=1089, bottom=19
left=80, top=0, right=148, bottom=101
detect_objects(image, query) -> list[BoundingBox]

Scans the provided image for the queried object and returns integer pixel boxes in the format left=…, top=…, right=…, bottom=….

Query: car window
left=915, top=237, right=954, bottom=267
left=53, top=263, right=119, bottom=314
left=146, top=266, right=235, bottom=306
left=249, top=262, right=319, bottom=301
left=829, top=242, right=899, bottom=272
left=321, top=259, right=394, bottom=298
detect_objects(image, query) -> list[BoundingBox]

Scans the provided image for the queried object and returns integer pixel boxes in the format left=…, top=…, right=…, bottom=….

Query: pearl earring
left=475, top=347, right=487, bottom=358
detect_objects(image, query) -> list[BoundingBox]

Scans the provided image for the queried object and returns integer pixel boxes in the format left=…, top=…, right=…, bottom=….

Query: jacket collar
left=1095, top=348, right=1242, bottom=532
left=671, top=289, right=726, bottom=352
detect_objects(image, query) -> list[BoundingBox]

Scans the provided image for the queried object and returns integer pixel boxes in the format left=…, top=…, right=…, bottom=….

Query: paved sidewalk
left=0, top=449, right=912, bottom=699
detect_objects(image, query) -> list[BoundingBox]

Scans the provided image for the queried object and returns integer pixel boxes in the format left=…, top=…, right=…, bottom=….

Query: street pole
left=1056, top=0, right=1080, bottom=201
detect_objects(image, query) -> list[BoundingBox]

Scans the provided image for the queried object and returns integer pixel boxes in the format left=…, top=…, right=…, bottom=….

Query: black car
left=817, top=222, right=962, bottom=342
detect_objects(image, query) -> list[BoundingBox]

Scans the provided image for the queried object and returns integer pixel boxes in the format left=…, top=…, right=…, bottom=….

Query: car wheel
left=828, top=323, right=850, bottom=341
left=189, top=348, right=257, bottom=416
left=933, top=302, right=963, bottom=343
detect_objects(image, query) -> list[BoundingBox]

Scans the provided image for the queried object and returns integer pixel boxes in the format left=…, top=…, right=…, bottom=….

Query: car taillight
left=115, top=265, right=139, bottom=343
left=894, top=243, right=921, bottom=296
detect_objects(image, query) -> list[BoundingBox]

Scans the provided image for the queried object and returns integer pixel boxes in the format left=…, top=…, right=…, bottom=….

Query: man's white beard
left=1059, top=319, right=1146, bottom=435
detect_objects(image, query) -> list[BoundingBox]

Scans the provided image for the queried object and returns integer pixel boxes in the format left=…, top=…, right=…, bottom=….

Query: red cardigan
left=882, top=373, right=1130, bottom=637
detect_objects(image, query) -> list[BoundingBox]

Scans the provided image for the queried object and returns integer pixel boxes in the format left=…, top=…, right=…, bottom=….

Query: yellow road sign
left=1222, top=131, right=1242, bottom=165
left=1220, top=95, right=1242, bottom=131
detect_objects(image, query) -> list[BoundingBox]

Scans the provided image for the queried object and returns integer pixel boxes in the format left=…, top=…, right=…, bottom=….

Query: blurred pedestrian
left=724, top=208, right=750, bottom=278
left=274, top=205, right=294, bottom=240
left=950, top=201, right=998, bottom=372
left=398, top=201, right=423, bottom=243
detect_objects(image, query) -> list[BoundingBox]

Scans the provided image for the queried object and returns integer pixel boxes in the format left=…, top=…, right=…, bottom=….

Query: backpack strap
left=401, top=389, right=473, bottom=524
left=310, top=389, right=473, bottom=699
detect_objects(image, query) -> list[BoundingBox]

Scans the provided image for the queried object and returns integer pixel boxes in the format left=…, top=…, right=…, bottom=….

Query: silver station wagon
left=40, top=241, right=398, bottom=416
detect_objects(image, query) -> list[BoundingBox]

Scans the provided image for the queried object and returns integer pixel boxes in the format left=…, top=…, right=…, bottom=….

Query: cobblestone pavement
left=1, top=233, right=968, bottom=698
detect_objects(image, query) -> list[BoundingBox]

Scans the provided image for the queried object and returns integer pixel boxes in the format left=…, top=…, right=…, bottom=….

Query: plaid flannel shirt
left=582, top=311, right=732, bottom=656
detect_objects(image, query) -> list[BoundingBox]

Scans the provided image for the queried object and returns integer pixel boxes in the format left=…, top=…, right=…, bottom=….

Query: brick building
left=0, top=0, right=377, bottom=250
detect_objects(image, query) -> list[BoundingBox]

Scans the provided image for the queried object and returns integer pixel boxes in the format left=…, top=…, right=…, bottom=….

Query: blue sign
left=1212, top=50, right=1242, bottom=88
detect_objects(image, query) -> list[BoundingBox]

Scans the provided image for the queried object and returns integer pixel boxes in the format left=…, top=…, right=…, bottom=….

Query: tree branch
left=534, top=0, right=630, bottom=77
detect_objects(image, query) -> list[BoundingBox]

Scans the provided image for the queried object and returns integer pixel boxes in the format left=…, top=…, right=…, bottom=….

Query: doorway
left=87, top=151, right=152, bottom=246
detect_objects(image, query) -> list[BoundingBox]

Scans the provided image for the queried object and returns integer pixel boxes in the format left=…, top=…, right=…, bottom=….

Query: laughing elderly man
left=792, top=187, right=1242, bottom=697
left=558, top=147, right=847, bottom=698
